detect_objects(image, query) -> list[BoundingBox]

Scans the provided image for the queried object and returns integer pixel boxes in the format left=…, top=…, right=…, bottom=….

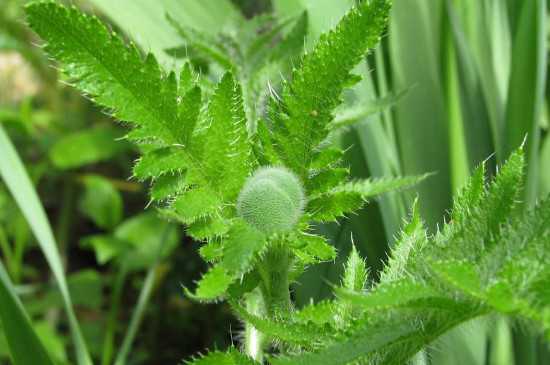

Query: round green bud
left=237, top=166, right=305, bottom=234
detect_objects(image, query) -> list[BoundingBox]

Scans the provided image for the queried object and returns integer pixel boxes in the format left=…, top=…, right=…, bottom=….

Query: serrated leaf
left=229, top=300, right=334, bottom=348
left=269, top=0, right=391, bottom=177
left=485, top=281, right=518, bottom=313
left=295, top=300, right=338, bottom=325
left=186, top=350, right=234, bottom=365
left=185, top=266, right=233, bottom=301
left=150, top=172, right=189, bottom=200
left=292, top=234, right=335, bottom=263
left=220, top=219, right=266, bottom=274
left=450, top=162, right=486, bottom=224
left=310, top=148, right=344, bottom=170
left=342, top=245, right=367, bottom=292
left=306, top=168, right=349, bottom=195
left=271, top=320, right=416, bottom=365
left=430, top=260, right=482, bottom=297
left=336, top=279, right=451, bottom=312
left=176, top=85, right=202, bottom=144
left=251, top=119, right=279, bottom=166
left=133, top=147, right=190, bottom=179
left=26, top=3, right=182, bottom=145
left=181, top=346, right=258, bottom=365
left=199, top=239, right=223, bottom=262
left=197, top=72, right=250, bottom=201
left=333, top=173, right=429, bottom=199
left=227, top=269, right=261, bottom=298
left=380, top=199, right=427, bottom=283
left=306, top=191, right=363, bottom=222
left=187, top=216, right=230, bottom=239
left=172, top=187, right=221, bottom=223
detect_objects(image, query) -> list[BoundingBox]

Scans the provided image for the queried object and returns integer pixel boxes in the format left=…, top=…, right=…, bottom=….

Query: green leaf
left=150, top=172, right=189, bottom=201
left=85, top=0, right=241, bottom=70
left=185, top=266, right=234, bottom=301
left=78, top=174, right=123, bottom=229
left=270, top=0, right=391, bottom=177
left=268, top=11, right=308, bottom=64
left=133, top=147, right=190, bottom=179
left=271, top=320, right=416, bottom=365
left=197, top=72, right=250, bottom=202
left=306, top=191, right=363, bottom=222
left=50, top=128, right=132, bottom=169
left=229, top=300, right=334, bottom=348
left=220, top=219, right=266, bottom=274
left=188, top=216, right=230, bottom=239
left=26, top=3, right=182, bottom=145
left=336, top=279, right=451, bottom=312
left=176, top=85, right=202, bottom=145
left=309, top=147, right=344, bottom=170
left=80, top=235, right=131, bottom=265
left=167, top=15, right=233, bottom=69
left=342, top=245, right=367, bottom=292
left=306, top=168, right=349, bottom=195
left=291, top=234, right=336, bottom=263
left=380, top=199, right=427, bottom=283
left=0, top=263, right=55, bottom=365
left=185, top=347, right=257, bottom=365
left=430, top=260, right=483, bottom=297
left=333, top=173, right=430, bottom=199
left=0, top=123, right=92, bottom=365
left=295, top=300, right=339, bottom=325
left=199, top=239, right=223, bottom=262
left=171, top=187, right=221, bottom=224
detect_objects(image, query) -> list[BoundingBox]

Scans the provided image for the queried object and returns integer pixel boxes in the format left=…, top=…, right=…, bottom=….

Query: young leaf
left=269, top=0, right=391, bottom=177
left=185, top=265, right=233, bottom=302
left=342, top=245, right=367, bottom=292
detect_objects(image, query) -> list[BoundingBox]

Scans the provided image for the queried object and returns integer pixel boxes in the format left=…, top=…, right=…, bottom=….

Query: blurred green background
left=0, top=0, right=548, bottom=364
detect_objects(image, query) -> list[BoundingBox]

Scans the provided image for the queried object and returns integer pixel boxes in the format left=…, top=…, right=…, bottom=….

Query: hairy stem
left=257, top=244, right=294, bottom=322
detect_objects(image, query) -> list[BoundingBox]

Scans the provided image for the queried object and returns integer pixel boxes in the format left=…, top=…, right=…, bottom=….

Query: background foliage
left=0, top=0, right=548, bottom=364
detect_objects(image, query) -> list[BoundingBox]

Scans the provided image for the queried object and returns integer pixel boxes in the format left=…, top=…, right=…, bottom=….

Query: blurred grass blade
left=442, top=5, right=469, bottom=190
left=113, top=259, right=159, bottom=365
left=0, top=262, right=55, bottom=365
left=388, top=0, right=451, bottom=230
left=504, top=0, right=547, bottom=205
left=0, top=123, right=92, bottom=365
left=113, top=226, right=170, bottom=365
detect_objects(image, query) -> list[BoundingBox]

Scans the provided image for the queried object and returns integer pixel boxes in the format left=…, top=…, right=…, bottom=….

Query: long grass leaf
left=0, top=262, right=55, bottom=365
left=0, top=123, right=92, bottom=365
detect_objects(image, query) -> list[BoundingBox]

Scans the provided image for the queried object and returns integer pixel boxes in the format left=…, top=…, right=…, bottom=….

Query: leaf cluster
left=224, top=147, right=550, bottom=364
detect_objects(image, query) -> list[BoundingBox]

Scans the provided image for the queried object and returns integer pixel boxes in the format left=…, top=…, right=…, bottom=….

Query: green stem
left=101, top=265, right=128, bottom=365
left=257, top=245, right=293, bottom=321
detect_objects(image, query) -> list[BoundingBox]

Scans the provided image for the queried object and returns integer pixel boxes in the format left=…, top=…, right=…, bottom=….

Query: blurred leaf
left=67, top=270, right=103, bottom=309
left=34, top=321, right=68, bottom=364
left=86, top=0, right=242, bottom=71
left=50, top=128, right=132, bottom=169
left=0, top=123, right=92, bottom=364
left=78, top=174, right=123, bottom=229
left=80, top=235, right=131, bottom=265
left=114, top=212, right=179, bottom=271
left=0, top=262, right=55, bottom=365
